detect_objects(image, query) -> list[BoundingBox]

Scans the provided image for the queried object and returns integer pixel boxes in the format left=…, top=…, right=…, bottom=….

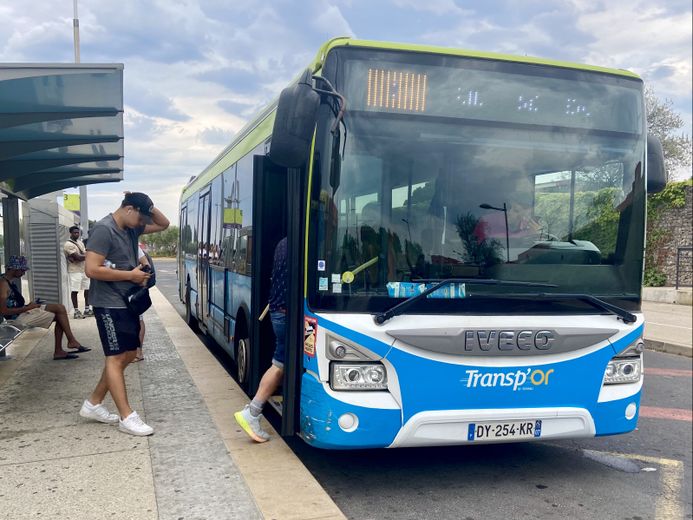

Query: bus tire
left=185, top=283, right=199, bottom=332
left=236, top=335, right=250, bottom=391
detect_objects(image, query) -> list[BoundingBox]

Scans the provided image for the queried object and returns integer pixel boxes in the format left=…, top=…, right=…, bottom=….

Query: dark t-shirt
left=87, top=214, right=144, bottom=308
left=268, top=237, right=288, bottom=312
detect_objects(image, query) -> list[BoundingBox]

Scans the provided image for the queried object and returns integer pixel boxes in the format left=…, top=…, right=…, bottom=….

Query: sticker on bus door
left=304, top=317, right=317, bottom=357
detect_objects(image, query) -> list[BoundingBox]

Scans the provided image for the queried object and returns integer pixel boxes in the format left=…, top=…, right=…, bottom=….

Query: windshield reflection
left=310, top=56, right=645, bottom=311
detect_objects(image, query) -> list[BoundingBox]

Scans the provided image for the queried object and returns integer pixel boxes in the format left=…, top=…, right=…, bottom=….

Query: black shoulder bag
left=107, top=234, right=153, bottom=316
left=112, top=282, right=152, bottom=316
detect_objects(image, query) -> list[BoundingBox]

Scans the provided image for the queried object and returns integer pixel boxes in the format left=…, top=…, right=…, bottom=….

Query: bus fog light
left=603, top=357, right=642, bottom=385
left=330, top=362, right=388, bottom=391
left=625, top=402, right=637, bottom=420
left=338, top=413, right=359, bottom=432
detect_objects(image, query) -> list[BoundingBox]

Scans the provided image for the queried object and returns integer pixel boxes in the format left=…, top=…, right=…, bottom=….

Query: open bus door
left=197, top=187, right=212, bottom=328
left=250, top=155, right=305, bottom=436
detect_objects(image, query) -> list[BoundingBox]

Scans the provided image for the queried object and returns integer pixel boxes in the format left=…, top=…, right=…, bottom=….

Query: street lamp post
left=73, top=0, right=89, bottom=237
left=479, top=202, right=510, bottom=262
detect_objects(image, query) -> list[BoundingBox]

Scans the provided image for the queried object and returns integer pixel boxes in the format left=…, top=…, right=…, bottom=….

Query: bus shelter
left=0, top=64, right=124, bottom=357
left=0, top=63, right=124, bottom=262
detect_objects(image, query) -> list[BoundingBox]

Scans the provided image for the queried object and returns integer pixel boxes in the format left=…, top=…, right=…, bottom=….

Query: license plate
left=467, top=420, right=542, bottom=441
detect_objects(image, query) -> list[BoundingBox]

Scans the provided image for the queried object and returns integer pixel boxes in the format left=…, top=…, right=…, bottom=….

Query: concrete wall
left=647, top=184, right=693, bottom=287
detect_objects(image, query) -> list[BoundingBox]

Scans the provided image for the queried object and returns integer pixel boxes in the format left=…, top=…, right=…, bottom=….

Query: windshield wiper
left=471, top=292, right=637, bottom=324
left=373, top=278, right=557, bottom=325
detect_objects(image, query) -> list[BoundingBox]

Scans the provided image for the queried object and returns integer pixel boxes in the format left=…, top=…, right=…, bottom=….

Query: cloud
left=126, top=84, right=190, bottom=122
left=570, top=0, right=691, bottom=133
left=197, top=126, right=235, bottom=146
left=391, top=0, right=467, bottom=15
left=313, top=3, right=356, bottom=37
left=3, top=0, right=691, bottom=221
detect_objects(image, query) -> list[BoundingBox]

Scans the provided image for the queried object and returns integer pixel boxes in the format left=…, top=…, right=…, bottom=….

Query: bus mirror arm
left=312, top=76, right=347, bottom=135
left=312, top=76, right=348, bottom=192
left=330, top=131, right=341, bottom=192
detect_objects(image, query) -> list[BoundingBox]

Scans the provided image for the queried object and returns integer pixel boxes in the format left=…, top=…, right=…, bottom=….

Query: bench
left=0, top=315, right=26, bottom=356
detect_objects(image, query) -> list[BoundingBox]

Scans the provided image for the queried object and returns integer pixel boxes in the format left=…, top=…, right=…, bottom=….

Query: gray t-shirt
left=87, top=214, right=144, bottom=309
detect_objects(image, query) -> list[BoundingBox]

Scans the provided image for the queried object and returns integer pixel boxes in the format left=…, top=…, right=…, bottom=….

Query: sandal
left=132, top=356, right=144, bottom=363
left=69, top=346, right=92, bottom=353
left=54, top=353, right=79, bottom=360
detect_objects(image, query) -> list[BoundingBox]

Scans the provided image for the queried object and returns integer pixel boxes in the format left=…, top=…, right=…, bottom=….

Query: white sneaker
left=119, top=411, right=154, bottom=436
left=79, top=400, right=119, bottom=424
left=73, top=309, right=83, bottom=319
left=234, top=405, right=270, bottom=442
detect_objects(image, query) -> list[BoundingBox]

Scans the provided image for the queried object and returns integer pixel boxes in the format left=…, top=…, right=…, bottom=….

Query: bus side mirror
left=269, top=69, right=320, bottom=168
left=646, top=134, right=666, bottom=193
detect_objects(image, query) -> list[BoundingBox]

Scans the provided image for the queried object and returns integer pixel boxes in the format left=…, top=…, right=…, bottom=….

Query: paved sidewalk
left=642, top=300, right=692, bottom=357
left=0, top=289, right=346, bottom=520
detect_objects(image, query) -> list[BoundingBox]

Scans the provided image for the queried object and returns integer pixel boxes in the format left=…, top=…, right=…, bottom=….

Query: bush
left=643, top=268, right=667, bottom=287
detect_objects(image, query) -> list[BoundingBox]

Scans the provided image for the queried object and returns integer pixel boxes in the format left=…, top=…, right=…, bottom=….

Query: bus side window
left=235, top=234, right=251, bottom=275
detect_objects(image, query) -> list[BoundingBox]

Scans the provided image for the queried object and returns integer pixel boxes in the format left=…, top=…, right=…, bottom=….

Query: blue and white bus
left=179, top=38, right=666, bottom=449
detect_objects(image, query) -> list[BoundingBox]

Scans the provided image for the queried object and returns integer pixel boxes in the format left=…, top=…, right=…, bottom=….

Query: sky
left=1, top=0, right=691, bottom=224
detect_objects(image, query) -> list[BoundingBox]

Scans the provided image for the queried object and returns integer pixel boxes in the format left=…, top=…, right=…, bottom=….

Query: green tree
left=143, top=226, right=179, bottom=256
left=646, top=87, right=692, bottom=182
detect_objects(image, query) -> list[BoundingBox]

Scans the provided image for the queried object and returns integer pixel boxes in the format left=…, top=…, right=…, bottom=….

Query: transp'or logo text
left=463, top=368, right=555, bottom=391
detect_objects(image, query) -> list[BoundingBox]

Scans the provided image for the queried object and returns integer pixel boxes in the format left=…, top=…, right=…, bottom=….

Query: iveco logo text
left=464, top=368, right=555, bottom=391
left=464, top=330, right=555, bottom=352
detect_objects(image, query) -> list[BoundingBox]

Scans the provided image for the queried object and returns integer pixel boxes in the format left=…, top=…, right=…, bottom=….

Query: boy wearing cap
left=80, top=192, right=169, bottom=436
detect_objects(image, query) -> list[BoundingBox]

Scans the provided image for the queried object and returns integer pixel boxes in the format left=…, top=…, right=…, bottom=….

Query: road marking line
left=640, top=406, right=692, bottom=422
left=645, top=368, right=693, bottom=377
left=625, top=454, right=683, bottom=520
left=604, top=452, right=683, bottom=520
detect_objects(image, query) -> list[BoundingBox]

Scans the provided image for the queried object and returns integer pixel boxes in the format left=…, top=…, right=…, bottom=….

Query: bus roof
left=311, top=37, right=641, bottom=79
left=181, top=37, right=641, bottom=201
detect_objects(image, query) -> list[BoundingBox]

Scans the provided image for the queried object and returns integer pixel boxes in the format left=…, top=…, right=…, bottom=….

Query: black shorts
left=94, top=308, right=141, bottom=356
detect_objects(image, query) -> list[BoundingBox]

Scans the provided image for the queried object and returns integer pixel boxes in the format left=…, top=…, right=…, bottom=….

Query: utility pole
left=73, top=0, right=89, bottom=236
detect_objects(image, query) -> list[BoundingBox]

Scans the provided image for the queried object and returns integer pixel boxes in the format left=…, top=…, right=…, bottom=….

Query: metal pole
left=0, top=197, right=21, bottom=360
left=73, top=0, right=80, bottom=63
left=502, top=202, right=510, bottom=263
left=73, top=0, right=89, bottom=236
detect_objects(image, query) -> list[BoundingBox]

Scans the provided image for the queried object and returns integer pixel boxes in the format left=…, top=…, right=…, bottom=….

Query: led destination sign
left=366, top=68, right=427, bottom=112
left=348, top=60, right=642, bottom=133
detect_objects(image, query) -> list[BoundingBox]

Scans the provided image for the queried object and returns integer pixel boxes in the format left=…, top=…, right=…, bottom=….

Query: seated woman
left=474, top=201, right=542, bottom=242
left=0, top=255, right=90, bottom=360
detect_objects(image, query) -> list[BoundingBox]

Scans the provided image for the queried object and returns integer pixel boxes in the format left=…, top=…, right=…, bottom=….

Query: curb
left=644, top=339, right=692, bottom=358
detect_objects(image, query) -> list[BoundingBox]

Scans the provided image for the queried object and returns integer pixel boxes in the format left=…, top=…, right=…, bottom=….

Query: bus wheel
left=185, top=285, right=199, bottom=332
left=236, top=336, right=250, bottom=390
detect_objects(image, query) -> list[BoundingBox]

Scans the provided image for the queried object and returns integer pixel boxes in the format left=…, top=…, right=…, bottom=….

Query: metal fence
left=675, top=246, right=692, bottom=289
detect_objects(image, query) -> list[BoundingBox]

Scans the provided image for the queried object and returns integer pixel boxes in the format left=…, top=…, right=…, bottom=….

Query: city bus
left=178, top=37, right=666, bottom=449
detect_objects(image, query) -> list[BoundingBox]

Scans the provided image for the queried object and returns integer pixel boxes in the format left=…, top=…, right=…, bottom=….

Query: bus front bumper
left=299, top=374, right=641, bottom=449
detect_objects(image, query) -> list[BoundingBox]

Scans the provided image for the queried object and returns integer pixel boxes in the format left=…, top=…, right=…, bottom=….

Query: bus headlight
left=330, top=362, right=388, bottom=391
left=603, top=357, right=642, bottom=384
left=603, top=339, right=644, bottom=385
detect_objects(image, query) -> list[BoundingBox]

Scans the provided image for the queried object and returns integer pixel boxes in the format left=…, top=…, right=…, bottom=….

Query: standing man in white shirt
left=64, top=225, right=93, bottom=318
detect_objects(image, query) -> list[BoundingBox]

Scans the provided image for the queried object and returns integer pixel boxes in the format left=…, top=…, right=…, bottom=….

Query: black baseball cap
left=122, top=192, right=154, bottom=217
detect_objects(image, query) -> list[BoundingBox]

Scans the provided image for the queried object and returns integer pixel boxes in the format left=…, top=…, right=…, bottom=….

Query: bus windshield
left=310, top=48, right=646, bottom=314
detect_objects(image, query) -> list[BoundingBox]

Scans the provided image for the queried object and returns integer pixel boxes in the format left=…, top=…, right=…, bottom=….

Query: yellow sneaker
left=234, top=405, right=270, bottom=442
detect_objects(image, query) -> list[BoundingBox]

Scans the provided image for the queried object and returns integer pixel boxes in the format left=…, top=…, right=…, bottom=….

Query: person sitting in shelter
left=0, top=255, right=91, bottom=360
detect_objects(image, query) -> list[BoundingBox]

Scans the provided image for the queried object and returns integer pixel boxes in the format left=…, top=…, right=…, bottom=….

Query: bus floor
left=267, top=394, right=283, bottom=415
